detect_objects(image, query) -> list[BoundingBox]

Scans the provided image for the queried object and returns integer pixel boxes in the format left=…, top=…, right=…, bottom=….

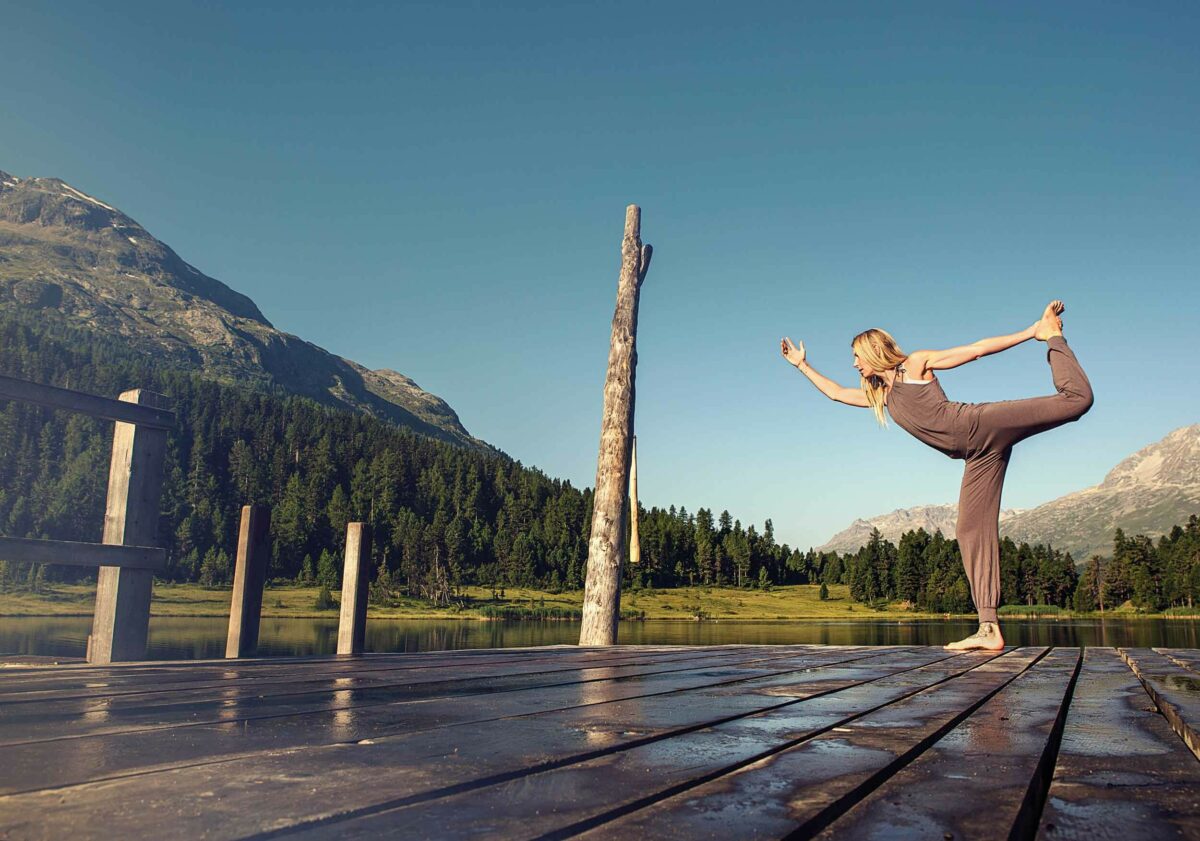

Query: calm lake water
left=3, top=616, right=1199, bottom=660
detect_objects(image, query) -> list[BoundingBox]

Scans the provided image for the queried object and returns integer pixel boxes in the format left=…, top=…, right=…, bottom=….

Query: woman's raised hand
left=781, top=337, right=806, bottom=368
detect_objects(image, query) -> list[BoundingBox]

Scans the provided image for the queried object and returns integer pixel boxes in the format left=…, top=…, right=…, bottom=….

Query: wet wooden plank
left=0, top=648, right=897, bottom=795
left=1120, top=647, right=1200, bottom=759
left=572, top=649, right=1047, bottom=840
left=0, top=649, right=957, bottom=838
left=1037, top=648, right=1200, bottom=841
left=807, top=648, right=1080, bottom=840
left=0, top=645, right=752, bottom=701
left=1156, top=647, right=1200, bottom=674
left=3, top=646, right=818, bottom=742
left=265, top=650, right=1022, bottom=840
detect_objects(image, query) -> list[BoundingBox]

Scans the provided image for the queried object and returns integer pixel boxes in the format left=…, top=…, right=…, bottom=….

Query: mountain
left=0, top=169, right=488, bottom=451
left=999, top=424, right=1200, bottom=559
left=818, top=424, right=1200, bottom=559
left=818, top=504, right=1024, bottom=556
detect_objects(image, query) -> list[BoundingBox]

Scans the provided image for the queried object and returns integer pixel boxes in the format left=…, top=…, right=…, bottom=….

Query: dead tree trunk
left=579, top=205, right=651, bottom=646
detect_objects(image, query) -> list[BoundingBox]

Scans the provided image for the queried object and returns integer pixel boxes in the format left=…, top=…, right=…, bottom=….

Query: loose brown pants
left=957, top=336, right=1094, bottom=623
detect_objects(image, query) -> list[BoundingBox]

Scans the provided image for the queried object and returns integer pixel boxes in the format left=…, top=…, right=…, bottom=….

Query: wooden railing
left=0, top=374, right=174, bottom=664
left=3, top=374, right=376, bottom=664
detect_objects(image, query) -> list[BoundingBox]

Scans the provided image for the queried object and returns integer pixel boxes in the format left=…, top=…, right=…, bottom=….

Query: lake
left=3, top=616, right=1200, bottom=660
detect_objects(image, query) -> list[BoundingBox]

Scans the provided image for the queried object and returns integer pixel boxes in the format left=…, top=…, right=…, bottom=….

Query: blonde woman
left=781, top=301, right=1094, bottom=650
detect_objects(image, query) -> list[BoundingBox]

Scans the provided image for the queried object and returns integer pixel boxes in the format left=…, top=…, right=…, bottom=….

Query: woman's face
left=853, top=348, right=877, bottom=378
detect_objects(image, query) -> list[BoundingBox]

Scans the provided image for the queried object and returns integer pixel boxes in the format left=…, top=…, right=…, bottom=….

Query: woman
left=780, top=301, right=1094, bottom=650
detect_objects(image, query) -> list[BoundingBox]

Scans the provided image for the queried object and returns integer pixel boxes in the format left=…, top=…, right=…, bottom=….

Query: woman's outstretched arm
left=919, top=325, right=1036, bottom=371
left=921, top=300, right=1065, bottom=372
left=781, top=338, right=869, bottom=406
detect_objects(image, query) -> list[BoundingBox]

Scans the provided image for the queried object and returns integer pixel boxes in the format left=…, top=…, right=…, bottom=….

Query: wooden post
left=579, top=205, right=652, bottom=646
left=629, top=436, right=640, bottom=566
left=225, top=505, right=271, bottom=658
left=337, top=522, right=371, bottom=655
left=89, top=389, right=172, bottom=664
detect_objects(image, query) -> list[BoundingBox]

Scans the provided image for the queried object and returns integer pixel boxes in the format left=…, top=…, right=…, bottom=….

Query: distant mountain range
left=818, top=424, right=1200, bottom=560
left=0, top=169, right=490, bottom=451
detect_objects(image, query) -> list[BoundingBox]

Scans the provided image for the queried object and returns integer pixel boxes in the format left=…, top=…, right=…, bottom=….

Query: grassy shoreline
left=2, top=582, right=1195, bottom=621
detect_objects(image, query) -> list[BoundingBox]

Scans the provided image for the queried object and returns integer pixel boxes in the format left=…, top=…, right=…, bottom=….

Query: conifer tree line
left=1, top=309, right=1198, bottom=613
left=840, top=518, right=1200, bottom=613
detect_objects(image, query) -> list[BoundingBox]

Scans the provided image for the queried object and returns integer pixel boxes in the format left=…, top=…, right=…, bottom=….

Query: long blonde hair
left=851, top=328, right=908, bottom=428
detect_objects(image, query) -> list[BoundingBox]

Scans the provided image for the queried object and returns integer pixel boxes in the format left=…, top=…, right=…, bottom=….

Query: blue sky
left=2, top=1, right=1197, bottom=551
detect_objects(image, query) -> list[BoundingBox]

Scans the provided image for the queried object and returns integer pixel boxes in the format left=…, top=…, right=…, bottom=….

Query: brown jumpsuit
left=885, top=335, right=1094, bottom=622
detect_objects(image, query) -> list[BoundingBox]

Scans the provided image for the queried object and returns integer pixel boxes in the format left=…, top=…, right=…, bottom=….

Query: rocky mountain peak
left=0, top=172, right=270, bottom=324
left=1101, top=424, right=1200, bottom=489
left=0, top=167, right=490, bottom=452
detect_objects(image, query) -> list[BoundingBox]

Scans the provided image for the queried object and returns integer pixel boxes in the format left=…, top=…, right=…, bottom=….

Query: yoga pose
left=780, top=301, right=1094, bottom=650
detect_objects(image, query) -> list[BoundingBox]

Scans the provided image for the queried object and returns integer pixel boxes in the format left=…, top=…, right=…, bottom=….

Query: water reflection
left=1, top=616, right=1198, bottom=661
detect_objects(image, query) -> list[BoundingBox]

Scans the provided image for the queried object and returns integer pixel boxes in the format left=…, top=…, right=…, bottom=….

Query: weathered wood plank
left=0, top=648, right=898, bottom=795
left=0, top=536, right=165, bottom=570
left=1157, top=647, right=1200, bottom=674
left=807, top=648, right=1080, bottom=840
left=0, top=649, right=956, bottom=835
left=0, top=373, right=175, bottom=429
left=0, top=644, right=759, bottom=701
left=1120, top=647, right=1200, bottom=759
left=2, top=647, right=850, bottom=744
left=1037, top=647, right=1200, bottom=840
left=251, top=650, right=1019, bottom=839
left=573, top=649, right=1049, bottom=840
left=0, top=646, right=811, bottom=715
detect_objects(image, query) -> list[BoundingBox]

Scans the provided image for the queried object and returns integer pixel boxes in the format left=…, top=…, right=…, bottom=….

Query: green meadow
left=1, top=581, right=1185, bottom=621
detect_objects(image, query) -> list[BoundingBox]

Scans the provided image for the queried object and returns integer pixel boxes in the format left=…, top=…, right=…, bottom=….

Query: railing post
left=89, top=389, right=172, bottom=664
left=337, top=523, right=371, bottom=655
left=225, top=504, right=271, bottom=658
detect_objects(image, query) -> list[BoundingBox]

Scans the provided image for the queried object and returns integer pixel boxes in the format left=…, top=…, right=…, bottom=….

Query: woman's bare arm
left=781, top=337, right=869, bottom=406
left=917, top=324, right=1037, bottom=372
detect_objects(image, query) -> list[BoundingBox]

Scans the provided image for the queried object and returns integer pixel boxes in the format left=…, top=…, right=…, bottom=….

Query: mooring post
left=579, top=205, right=652, bottom=646
left=89, top=389, right=172, bottom=664
left=337, top=522, right=372, bottom=655
left=225, top=504, right=271, bottom=658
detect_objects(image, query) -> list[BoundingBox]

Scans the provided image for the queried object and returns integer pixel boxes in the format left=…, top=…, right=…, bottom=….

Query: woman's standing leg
left=946, top=334, right=1093, bottom=650
left=956, top=445, right=1011, bottom=625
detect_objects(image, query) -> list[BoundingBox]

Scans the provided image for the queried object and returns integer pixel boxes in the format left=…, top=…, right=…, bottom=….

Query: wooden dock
left=1, top=645, right=1198, bottom=839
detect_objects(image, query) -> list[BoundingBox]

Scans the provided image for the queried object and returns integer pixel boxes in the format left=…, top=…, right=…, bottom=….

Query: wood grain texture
left=1, top=645, right=1195, bottom=841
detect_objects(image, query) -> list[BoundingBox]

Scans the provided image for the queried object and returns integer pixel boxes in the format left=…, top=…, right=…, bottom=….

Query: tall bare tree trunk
left=579, top=205, right=652, bottom=646
left=629, top=435, right=640, bottom=567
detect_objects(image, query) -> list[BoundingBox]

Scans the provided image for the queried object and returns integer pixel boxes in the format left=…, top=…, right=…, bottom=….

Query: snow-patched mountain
left=818, top=424, right=1200, bottom=559
left=0, top=169, right=488, bottom=450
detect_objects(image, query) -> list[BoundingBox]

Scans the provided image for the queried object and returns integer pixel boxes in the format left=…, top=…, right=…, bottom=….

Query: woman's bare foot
left=943, top=621, right=1005, bottom=651
left=1034, top=300, right=1065, bottom=341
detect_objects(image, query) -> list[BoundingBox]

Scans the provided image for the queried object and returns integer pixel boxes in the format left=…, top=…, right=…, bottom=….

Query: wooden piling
left=337, top=523, right=372, bottom=655
left=225, top=505, right=271, bottom=659
left=579, top=205, right=652, bottom=646
left=89, top=389, right=172, bottom=664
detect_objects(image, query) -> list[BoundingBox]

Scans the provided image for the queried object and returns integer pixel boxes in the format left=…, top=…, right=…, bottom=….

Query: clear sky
left=2, top=2, right=1197, bottom=551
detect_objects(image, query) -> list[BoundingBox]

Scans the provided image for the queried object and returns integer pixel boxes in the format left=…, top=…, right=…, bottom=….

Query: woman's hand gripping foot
left=1034, top=300, right=1065, bottom=341
left=943, top=621, right=1006, bottom=652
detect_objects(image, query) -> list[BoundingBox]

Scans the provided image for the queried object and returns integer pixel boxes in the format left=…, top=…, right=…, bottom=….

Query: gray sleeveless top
left=885, top=359, right=978, bottom=460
